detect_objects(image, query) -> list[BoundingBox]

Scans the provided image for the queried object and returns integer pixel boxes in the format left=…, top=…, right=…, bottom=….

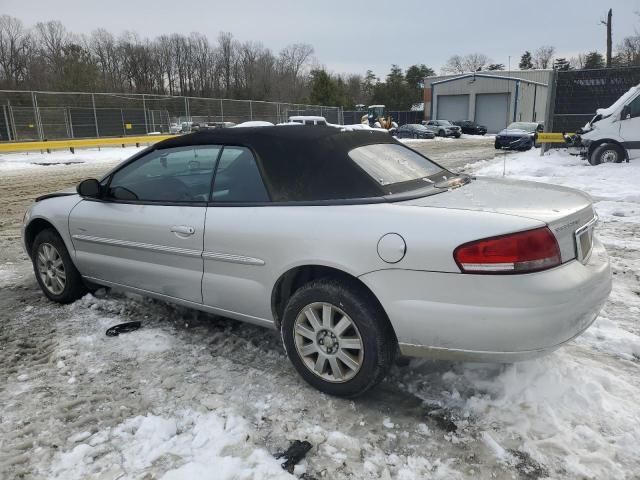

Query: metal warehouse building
left=424, top=70, right=552, bottom=133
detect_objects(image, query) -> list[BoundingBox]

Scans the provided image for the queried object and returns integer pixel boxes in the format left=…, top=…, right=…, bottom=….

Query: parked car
left=23, top=126, right=611, bottom=397
left=494, top=122, right=544, bottom=150
left=395, top=124, right=436, bottom=139
left=422, top=120, right=461, bottom=138
left=570, top=83, right=640, bottom=165
left=289, top=116, right=328, bottom=126
left=192, top=121, right=235, bottom=132
left=453, top=120, right=487, bottom=136
left=234, top=121, right=275, bottom=128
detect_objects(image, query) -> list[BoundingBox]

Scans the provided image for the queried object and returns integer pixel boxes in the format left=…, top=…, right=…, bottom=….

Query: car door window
left=625, top=96, right=640, bottom=119
left=211, top=146, right=270, bottom=202
left=108, top=146, right=221, bottom=203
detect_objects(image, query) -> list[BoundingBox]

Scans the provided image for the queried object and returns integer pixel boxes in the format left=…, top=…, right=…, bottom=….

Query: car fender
left=23, top=195, right=83, bottom=258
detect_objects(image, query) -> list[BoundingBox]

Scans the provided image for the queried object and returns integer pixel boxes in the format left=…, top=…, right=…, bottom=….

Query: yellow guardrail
left=537, top=132, right=573, bottom=143
left=0, top=135, right=176, bottom=153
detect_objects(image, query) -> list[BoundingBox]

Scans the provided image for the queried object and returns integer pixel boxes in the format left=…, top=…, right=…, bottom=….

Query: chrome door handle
left=170, top=225, right=195, bottom=236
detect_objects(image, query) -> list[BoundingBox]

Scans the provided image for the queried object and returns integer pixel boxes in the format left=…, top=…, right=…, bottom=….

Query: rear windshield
left=349, top=144, right=444, bottom=191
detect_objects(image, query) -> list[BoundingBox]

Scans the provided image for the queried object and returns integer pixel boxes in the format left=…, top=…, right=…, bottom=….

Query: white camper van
left=574, top=84, right=640, bottom=165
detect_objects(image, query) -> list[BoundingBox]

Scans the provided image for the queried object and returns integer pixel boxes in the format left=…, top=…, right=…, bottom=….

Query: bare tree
left=0, top=15, right=32, bottom=87
left=442, top=53, right=491, bottom=74
left=441, top=55, right=464, bottom=74
left=35, top=20, right=68, bottom=80
left=533, top=45, right=555, bottom=69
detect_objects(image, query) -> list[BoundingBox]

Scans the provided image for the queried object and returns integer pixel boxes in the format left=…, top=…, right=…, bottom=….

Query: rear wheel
left=32, top=229, right=86, bottom=303
left=494, top=141, right=501, bottom=150
left=281, top=279, right=395, bottom=397
left=438, top=129, right=445, bottom=137
left=589, top=143, right=625, bottom=165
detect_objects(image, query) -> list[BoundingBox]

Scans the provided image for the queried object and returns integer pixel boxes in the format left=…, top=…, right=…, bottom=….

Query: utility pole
left=601, top=9, right=613, bottom=67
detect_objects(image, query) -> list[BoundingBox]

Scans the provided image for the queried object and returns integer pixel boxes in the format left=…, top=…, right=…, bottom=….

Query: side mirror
left=77, top=178, right=102, bottom=198
left=621, top=106, right=630, bottom=120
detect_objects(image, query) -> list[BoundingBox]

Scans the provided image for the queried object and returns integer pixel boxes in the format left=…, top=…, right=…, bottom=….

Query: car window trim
left=208, top=144, right=273, bottom=203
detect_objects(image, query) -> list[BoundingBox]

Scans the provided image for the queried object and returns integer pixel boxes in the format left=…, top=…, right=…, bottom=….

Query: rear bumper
left=360, top=238, right=611, bottom=362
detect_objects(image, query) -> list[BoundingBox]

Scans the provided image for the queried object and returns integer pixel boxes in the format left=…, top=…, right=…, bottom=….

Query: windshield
left=349, top=144, right=444, bottom=193
left=507, top=122, right=537, bottom=131
left=407, top=124, right=428, bottom=131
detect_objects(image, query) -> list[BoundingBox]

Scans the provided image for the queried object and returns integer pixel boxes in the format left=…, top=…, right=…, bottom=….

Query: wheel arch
left=588, top=139, right=628, bottom=160
left=24, top=217, right=59, bottom=257
left=270, top=264, right=393, bottom=335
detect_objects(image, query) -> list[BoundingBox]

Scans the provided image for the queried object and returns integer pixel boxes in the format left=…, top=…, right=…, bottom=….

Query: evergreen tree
left=583, top=51, right=606, bottom=69
left=405, top=64, right=434, bottom=90
left=553, top=57, right=571, bottom=71
left=519, top=51, right=533, bottom=69
left=308, top=69, right=344, bottom=106
left=486, top=63, right=505, bottom=70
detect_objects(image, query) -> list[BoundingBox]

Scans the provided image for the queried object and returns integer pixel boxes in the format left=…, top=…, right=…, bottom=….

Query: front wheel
left=589, top=143, right=625, bottom=165
left=281, top=279, right=395, bottom=397
left=32, top=228, right=87, bottom=303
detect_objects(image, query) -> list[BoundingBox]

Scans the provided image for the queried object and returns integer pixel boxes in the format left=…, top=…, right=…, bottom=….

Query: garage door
left=475, top=93, right=510, bottom=133
left=436, top=95, right=469, bottom=122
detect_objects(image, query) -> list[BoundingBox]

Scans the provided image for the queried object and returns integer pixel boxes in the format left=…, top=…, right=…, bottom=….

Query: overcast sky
left=3, top=0, right=638, bottom=77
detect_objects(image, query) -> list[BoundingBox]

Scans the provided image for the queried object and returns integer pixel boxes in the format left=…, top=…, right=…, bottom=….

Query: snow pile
left=50, top=410, right=293, bottom=480
left=0, top=146, right=144, bottom=170
left=412, top=147, right=640, bottom=477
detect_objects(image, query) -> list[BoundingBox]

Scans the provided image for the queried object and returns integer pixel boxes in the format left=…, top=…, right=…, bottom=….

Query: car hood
left=497, top=128, right=533, bottom=136
left=397, top=176, right=592, bottom=225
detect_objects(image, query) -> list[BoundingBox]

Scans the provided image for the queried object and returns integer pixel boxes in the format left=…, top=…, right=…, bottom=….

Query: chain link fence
left=0, top=90, right=344, bottom=142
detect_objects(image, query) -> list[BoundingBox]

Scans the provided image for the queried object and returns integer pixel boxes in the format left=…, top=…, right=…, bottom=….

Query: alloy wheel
left=36, top=243, right=66, bottom=295
left=293, top=302, right=364, bottom=383
left=601, top=149, right=618, bottom=163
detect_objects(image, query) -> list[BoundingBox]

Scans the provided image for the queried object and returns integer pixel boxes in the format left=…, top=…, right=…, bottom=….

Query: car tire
left=494, top=141, right=501, bottom=150
left=31, top=228, right=87, bottom=303
left=454, top=133, right=461, bottom=138
left=438, top=130, right=445, bottom=137
left=589, top=143, right=625, bottom=165
left=281, top=278, right=396, bottom=398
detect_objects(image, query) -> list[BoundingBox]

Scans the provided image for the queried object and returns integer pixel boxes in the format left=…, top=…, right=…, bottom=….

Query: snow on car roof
left=233, top=121, right=274, bottom=127
left=596, top=84, right=640, bottom=118
left=289, top=116, right=326, bottom=121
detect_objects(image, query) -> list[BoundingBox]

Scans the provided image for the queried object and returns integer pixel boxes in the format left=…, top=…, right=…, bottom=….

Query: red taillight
left=453, top=227, right=561, bottom=274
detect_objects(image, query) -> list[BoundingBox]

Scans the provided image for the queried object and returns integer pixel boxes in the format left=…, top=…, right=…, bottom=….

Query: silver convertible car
left=22, top=126, right=611, bottom=397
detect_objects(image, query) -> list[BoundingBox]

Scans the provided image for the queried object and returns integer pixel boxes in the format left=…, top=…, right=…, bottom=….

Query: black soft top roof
left=156, top=125, right=399, bottom=202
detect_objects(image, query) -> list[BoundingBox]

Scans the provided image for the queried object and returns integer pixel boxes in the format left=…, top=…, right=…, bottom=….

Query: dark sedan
left=453, top=121, right=487, bottom=135
left=494, top=122, right=544, bottom=151
left=395, top=124, right=436, bottom=139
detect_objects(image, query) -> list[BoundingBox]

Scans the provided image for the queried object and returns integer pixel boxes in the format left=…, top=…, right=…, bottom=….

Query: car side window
left=108, top=146, right=220, bottom=203
left=211, top=146, right=270, bottom=202
left=625, top=95, right=640, bottom=119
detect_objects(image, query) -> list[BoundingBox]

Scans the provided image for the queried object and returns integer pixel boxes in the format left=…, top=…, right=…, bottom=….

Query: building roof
left=424, top=70, right=553, bottom=87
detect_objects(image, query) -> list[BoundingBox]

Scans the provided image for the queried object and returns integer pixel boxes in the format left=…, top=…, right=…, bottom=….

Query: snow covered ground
left=0, top=146, right=144, bottom=171
left=1, top=146, right=639, bottom=479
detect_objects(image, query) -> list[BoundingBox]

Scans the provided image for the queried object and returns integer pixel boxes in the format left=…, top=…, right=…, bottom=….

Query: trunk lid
left=398, top=176, right=595, bottom=263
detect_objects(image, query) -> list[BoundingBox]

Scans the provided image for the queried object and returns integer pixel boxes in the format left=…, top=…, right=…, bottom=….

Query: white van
left=289, top=116, right=328, bottom=126
left=575, top=84, right=640, bottom=165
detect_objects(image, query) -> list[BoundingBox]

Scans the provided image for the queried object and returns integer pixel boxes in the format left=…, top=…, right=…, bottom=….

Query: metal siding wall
left=431, top=76, right=548, bottom=127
